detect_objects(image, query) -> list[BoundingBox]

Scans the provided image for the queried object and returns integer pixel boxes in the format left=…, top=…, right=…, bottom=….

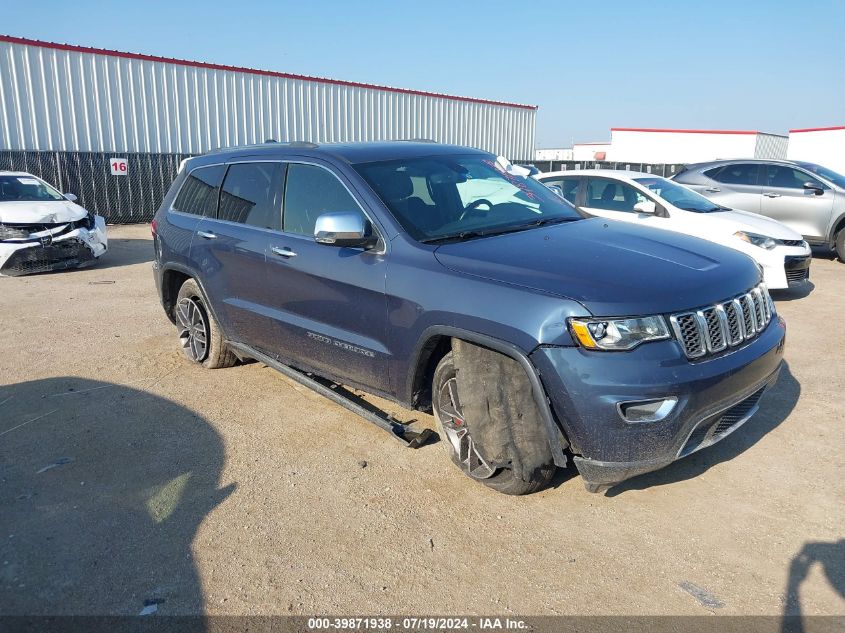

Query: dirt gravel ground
left=0, top=224, right=842, bottom=618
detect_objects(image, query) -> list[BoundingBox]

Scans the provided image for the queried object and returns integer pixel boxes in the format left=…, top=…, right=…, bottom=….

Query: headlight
left=568, top=316, right=670, bottom=351
left=735, top=231, right=776, bottom=250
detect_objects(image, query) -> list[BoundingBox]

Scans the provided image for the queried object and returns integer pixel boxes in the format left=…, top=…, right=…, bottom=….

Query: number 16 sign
left=110, top=158, right=128, bottom=176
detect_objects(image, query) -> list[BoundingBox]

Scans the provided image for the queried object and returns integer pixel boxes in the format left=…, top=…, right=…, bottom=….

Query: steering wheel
left=459, top=198, right=494, bottom=222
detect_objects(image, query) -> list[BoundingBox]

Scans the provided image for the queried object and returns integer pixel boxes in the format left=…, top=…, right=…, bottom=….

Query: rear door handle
left=763, top=192, right=781, bottom=198
left=197, top=230, right=217, bottom=239
left=271, top=246, right=298, bottom=258
left=704, top=187, right=721, bottom=193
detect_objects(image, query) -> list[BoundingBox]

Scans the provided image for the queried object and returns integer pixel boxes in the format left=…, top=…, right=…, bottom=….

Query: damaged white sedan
left=0, top=171, right=108, bottom=276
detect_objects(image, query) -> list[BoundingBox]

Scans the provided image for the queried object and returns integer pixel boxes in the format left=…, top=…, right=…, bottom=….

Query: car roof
left=188, top=141, right=491, bottom=168
left=682, top=158, right=803, bottom=171
left=538, top=169, right=663, bottom=180
left=0, top=171, right=34, bottom=177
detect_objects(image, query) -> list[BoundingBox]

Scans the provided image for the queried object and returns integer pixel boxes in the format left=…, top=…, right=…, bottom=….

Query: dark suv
left=153, top=142, right=786, bottom=494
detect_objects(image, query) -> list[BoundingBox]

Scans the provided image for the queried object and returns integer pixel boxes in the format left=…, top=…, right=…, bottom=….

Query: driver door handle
left=197, top=230, right=217, bottom=239
left=271, top=246, right=298, bottom=258
left=763, top=192, right=781, bottom=198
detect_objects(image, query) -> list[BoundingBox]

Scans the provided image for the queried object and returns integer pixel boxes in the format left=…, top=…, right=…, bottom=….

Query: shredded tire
left=433, top=346, right=556, bottom=495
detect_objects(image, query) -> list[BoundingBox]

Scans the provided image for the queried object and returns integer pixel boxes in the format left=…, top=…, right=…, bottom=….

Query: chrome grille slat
left=671, top=284, right=774, bottom=360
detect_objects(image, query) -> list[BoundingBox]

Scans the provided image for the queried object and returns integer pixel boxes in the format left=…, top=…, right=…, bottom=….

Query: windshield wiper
left=420, top=230, right=485, bottom=244
left=421, top=217, right=578, bottom=244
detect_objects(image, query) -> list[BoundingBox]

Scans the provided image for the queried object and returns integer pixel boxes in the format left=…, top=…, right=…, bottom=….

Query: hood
left=703, top=208, right=803, bottom=240
left=0, top=200, right=88, bottom=224
left=433, top=218, right=761, bottom=316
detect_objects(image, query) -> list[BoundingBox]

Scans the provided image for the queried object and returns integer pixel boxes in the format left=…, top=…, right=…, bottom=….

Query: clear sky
left=3, top=0, right=843, bottom=148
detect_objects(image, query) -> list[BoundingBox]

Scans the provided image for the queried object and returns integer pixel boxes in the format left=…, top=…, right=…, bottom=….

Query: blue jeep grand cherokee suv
left=153, top=142, right=785, bottom=494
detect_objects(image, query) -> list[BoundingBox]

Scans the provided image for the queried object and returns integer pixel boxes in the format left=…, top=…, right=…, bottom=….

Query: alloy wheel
left=177, top=297, right=209, bottom=362
left=436, top=377, right=496, bottom=479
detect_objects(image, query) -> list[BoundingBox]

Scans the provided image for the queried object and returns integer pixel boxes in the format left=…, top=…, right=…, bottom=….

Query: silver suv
left=673, top=159, right=845, bottom=261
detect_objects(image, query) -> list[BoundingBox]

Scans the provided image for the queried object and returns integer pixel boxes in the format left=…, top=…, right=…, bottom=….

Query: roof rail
left=395, top=138, right=438, bottom=143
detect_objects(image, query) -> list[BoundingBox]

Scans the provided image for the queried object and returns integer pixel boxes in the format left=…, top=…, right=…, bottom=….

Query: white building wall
left=0, top=36, right=537, bottom=159
left=607, top=129, right=765, bottom=163
left=787, top=127, right=845, bottom=174
left=535, top=147, right=573, bottom=161
left=572, top=142, right=611, bottom=161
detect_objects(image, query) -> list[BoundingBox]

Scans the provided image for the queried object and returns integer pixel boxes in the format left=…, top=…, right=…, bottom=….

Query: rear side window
left=765, top=165, right=825, bottom=190
left=172, top=165, right=225, bottom=216
left=542, top=177, right=580, bottom=204
left=585, top=178, right=646, bottom=212
left=706, top=164, right=760, bottom=185
left=283, top=164, right=362, bottom=236
left=218, top=163, right=283, bottom=230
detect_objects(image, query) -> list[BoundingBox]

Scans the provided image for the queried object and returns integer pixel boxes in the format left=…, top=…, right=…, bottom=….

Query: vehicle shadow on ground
left=0, top=377, right=234, bottom=616
left=781, top=539, right=844, bottom=633
left=604, top=361, right=800, bottom=496
left=93, top=237, right=154, bottom=271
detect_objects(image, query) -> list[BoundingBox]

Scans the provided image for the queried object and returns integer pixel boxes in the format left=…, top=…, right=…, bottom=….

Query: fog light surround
left=617, top=397, right=678, bottom=423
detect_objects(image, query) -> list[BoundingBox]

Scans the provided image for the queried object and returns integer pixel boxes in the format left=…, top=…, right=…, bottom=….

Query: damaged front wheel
left=432, top=351, right=556, bottom=495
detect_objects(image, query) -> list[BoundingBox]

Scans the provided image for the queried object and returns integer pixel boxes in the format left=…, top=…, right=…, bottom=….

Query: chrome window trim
left=169, top=158, right=388, bottom=254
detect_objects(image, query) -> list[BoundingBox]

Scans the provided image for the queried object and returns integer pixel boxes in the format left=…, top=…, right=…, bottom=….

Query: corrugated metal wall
left=754, top=133, right=789, bottom=160
left=0, top=37, right=537, bottom=160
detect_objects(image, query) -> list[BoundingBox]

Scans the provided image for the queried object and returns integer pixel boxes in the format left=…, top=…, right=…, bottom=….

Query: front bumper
left=530, top=315, right=786, bottom=487
left=757, top=244, right=811, bottom=289
left=0, top=218, right=108, bottom=276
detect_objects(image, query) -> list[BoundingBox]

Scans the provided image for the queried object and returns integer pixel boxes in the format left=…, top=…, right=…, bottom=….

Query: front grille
left=785, top=267, right=809, bottom=285
left=0, top=213, right=95, bottom=243
left=679, top=387, right=767, bottom=456
left=780, top=239, right=805, bottom=247
left=669, top=283, right=774, bottom=360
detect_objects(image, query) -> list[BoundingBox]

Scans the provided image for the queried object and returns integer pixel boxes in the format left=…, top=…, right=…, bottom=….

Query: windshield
left=354, top=155, right=582, bottom=242
left=0, top=175, right=65, bottom=202
left=634, top=177, right=724, bottom=213
left=795, top=162, right=845, bottom=188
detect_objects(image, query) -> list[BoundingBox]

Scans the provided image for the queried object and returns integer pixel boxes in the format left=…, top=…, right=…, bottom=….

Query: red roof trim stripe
left=789, top=125, right=845, bottom=133
left=0, top=34, right=537, bottom=111
left=611, top=127, right=760, bottom=135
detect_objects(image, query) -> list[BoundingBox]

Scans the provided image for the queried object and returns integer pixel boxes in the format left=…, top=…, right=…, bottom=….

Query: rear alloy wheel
left=836, top=229, right=845, bottom=263
left=177, top=296, right=209, bottom=362
left=175, top=279, right=237, bottom=369
left=432, top=352, right=556, bottom=495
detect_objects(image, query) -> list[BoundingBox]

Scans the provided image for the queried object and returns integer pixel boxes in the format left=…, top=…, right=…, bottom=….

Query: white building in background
left=607, top=128, right=788, bottom=164
left=572, top=142, right=611, bottom=161
left=787, top=126, right=845, bottom=174
left=535, top=147, right=574, bottom=161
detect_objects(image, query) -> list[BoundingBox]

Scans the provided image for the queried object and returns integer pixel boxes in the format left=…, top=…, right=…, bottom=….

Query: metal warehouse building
left=0, top=35, right=537, bottom=222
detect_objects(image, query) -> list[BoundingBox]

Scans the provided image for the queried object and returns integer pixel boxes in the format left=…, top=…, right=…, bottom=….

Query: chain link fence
left=527, top=160, right=684, bottom=177
left=0, top=150, right=193, bottom=224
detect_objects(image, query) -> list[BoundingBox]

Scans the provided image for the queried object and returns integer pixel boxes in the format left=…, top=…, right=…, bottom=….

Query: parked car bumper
left=0, top=217, right=108, bottom=276
left=530, top=315, right=786, bottom=487
left=757, top=244, right=812, bottom=289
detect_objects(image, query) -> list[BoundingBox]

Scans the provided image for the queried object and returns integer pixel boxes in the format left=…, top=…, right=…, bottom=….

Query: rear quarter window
left=172, top=165, right=226, bottom=216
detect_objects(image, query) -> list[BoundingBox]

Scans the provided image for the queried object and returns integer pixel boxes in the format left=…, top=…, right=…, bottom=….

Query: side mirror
left=64, top=193, right=78, bottom=202
left=314, top=211, right=374, bottom=248
left=546, top=184, right=565, bottom=198
left=803, top=182, right=824, bottom=195
left=633, top=200, right=657, bottom=214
